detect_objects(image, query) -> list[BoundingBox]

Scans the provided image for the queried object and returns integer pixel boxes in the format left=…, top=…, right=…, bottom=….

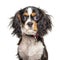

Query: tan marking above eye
left=23, top=12, right=29, bottom=16
left=31, top=12, right=36, bottom=16
left=17, top=13, right=21, bottom=20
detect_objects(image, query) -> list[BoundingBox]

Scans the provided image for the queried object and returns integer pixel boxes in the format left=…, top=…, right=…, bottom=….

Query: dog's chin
left=22, top=28, right=37, bottom=35
left=25, top=30, right=36, bottom=35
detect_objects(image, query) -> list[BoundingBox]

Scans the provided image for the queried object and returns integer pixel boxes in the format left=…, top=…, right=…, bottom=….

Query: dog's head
left=11, top=6, right=52, bottom=38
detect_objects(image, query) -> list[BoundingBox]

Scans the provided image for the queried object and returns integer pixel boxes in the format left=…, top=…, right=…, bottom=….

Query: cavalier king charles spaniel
left=10, top=6, right=52, bottom=60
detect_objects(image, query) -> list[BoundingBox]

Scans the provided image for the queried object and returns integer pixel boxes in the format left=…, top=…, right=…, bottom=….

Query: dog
left=10, top=6, right=52, bottom=60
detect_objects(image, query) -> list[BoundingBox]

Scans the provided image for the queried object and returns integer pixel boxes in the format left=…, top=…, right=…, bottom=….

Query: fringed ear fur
left=38, top=9, right=52, bottom=36
left=11, top=12, right=22, bottom=38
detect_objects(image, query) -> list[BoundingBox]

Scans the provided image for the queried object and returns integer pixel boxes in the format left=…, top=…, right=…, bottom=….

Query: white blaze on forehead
left=25, top=8, right=32, bottom=24
left=27, top=8, right=32, bottom=15
left=24, top=8, right=33, bottom=31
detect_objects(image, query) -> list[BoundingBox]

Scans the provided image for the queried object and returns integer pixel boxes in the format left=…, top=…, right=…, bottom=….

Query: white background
left=0, top=0, right=60, bottom=60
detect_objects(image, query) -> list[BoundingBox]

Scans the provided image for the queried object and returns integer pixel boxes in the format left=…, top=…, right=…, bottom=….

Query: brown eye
left=23, top=15, right=29, bottom=21
left=34, top=16, right=39, bottom=21
left=24, top=16, right=27, bottom=20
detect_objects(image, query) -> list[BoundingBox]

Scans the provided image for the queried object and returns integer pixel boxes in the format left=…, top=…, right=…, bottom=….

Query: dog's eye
left=23, top=16, right=28, bottom=21
left=33, top=16, right=39, bottom=21
left=24, top=16, right=27, bottom=20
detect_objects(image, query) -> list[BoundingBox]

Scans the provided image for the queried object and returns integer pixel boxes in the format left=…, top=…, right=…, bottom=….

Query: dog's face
left=11, top=6, right=52, bottom=37
left=21, top=7, right=41, bottom=35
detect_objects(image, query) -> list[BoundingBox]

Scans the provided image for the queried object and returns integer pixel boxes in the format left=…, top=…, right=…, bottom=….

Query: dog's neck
left=22, top=33, right=39, bottom=39
left=18, top=34, right=44, bottom=60
left=18, top=33, right=43, bottom=45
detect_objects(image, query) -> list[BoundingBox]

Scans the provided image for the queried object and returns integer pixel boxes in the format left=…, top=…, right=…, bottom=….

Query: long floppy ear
left=11, top=11, right=22, bottom=38
left=38, top=10, right=52, bottom=36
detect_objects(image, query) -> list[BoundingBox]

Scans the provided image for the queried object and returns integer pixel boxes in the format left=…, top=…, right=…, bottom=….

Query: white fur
left=18, top=36, right=44, bottom=60
left=25, top=8, right=32, bottom=29
left=28, top=8, right=32, bottom=15
left=21, top=28, right=36, bottom=35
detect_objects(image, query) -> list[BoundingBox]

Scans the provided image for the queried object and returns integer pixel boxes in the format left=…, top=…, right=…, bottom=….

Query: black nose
left=27, top=22, right=33, bottom=27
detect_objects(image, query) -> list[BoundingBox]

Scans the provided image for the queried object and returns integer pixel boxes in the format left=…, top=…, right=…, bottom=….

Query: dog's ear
left=11, top=11, right=22, bottom=38
left=38, top=9, right=52, bottom=36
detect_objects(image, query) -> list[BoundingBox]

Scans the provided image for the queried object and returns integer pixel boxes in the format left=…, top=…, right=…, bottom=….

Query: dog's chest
left=18, top=36, right=44, bottom=60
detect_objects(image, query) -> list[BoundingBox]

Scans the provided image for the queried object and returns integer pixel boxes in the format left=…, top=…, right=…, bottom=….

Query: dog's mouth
left=21, top=28, right=37, bottom=35
left=21, top=22, right=38, bottom=35
left=25, top=29, right=36, bottom=35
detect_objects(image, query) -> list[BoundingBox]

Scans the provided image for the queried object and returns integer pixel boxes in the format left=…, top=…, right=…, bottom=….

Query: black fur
left=17, top=52, right=23, bottom=60
left=11, top=9, right=24, bottom=38
left=37, top=36, right=48, bottom=60
left=37, top=13, right=52, bottom=36
left=11, top=13, right=22, bottom=38
left=10, top=6, right=52, bottom=60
